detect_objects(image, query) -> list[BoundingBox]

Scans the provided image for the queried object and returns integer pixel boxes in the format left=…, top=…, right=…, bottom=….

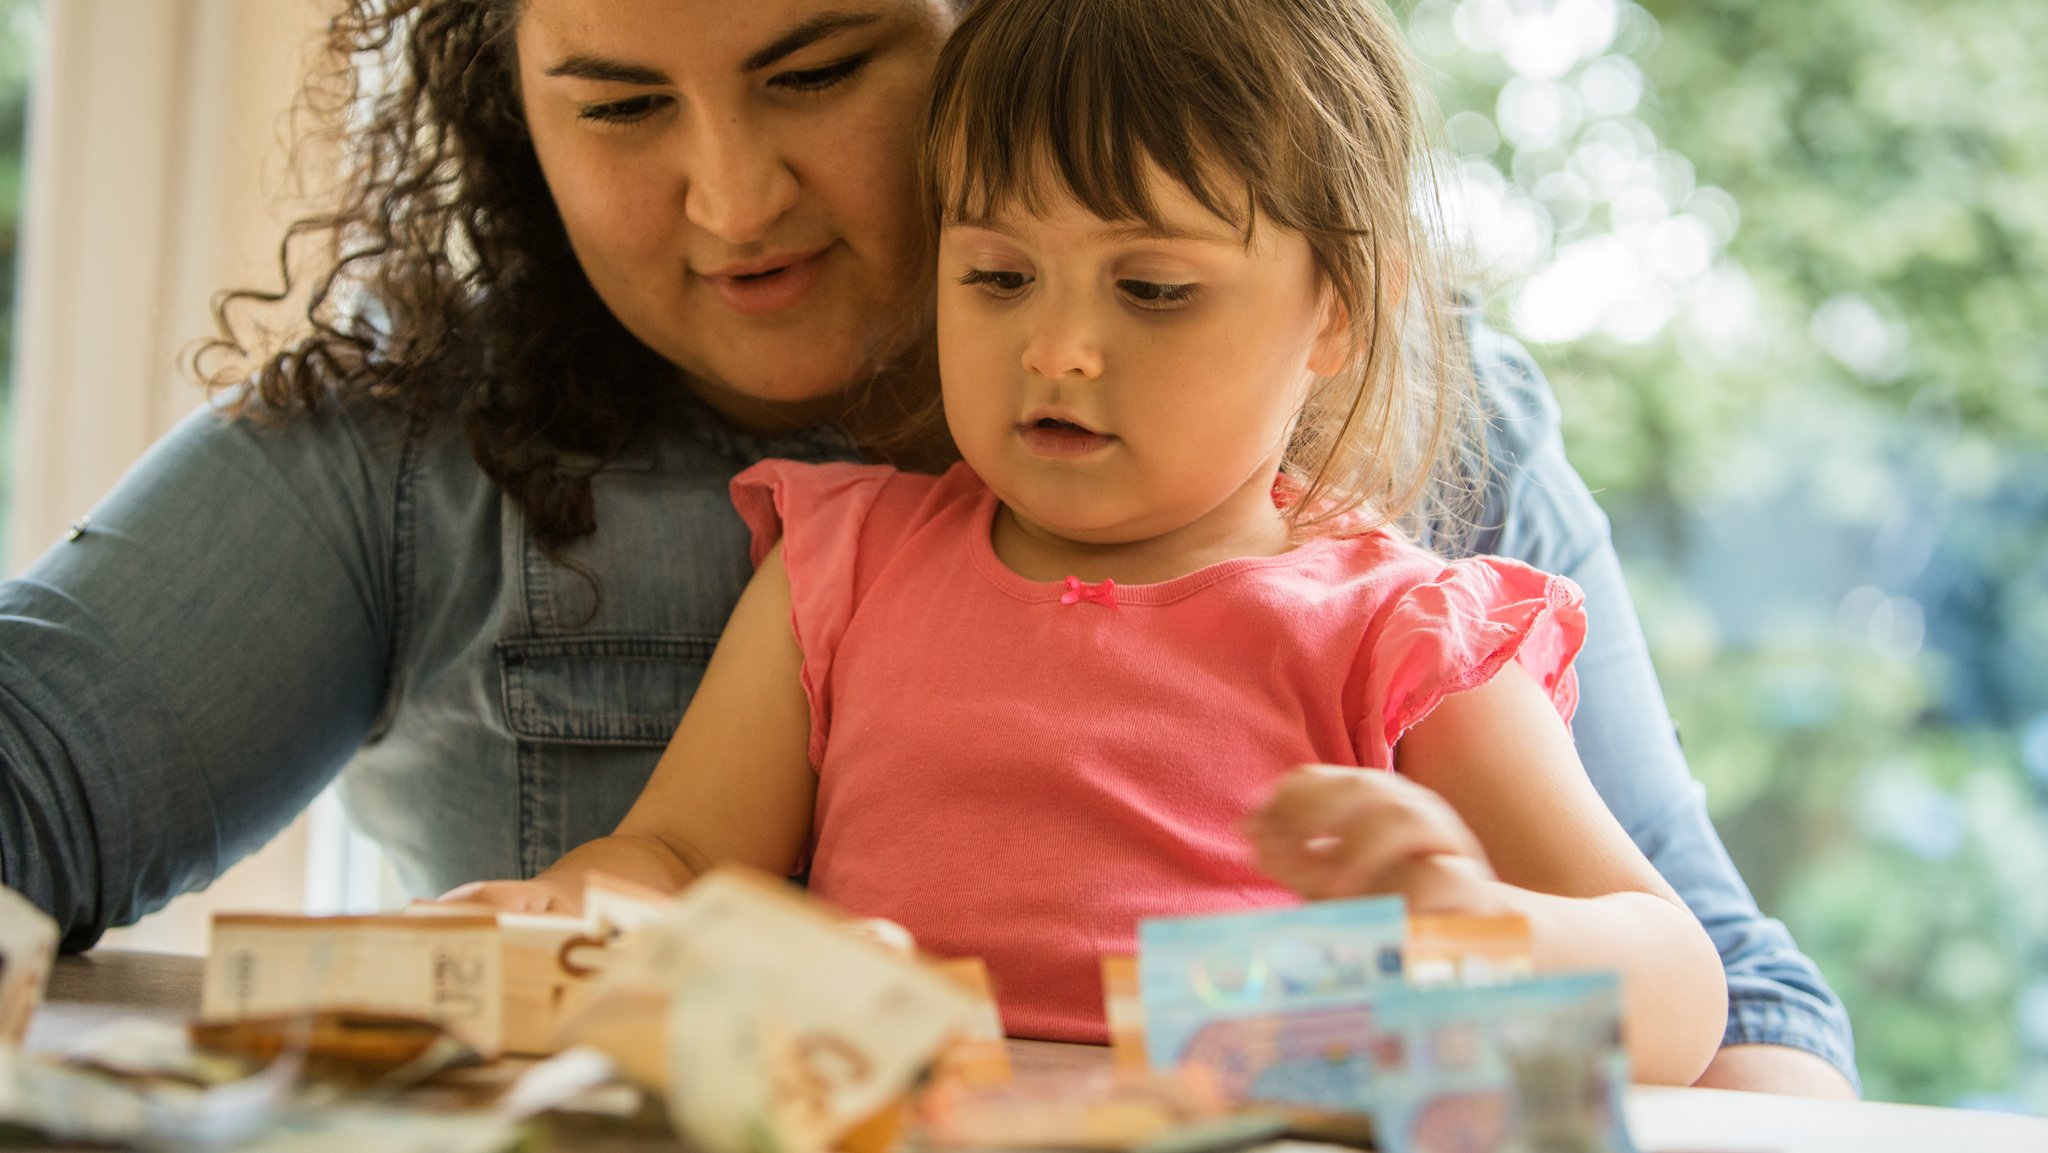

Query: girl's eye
left=1118, top=279, right=1199, bottom=308
left=771, top=53, right=872, bottom=94
left=957, top=268, right=1033, bottom=297
left=577, top=95, right=670, bottom=126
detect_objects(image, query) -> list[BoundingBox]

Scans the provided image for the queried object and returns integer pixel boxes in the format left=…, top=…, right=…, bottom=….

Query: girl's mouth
left=1017, top=417, right=1117, bottom=458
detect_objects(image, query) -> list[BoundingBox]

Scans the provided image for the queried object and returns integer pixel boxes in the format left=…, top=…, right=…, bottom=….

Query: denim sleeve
left=0, top=399, right=399, bottom=950
left=1458, top=315, right=1860, bottom=1089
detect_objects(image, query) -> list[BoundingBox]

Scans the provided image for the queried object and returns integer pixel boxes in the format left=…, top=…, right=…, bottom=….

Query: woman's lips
left=1018, top=422, right=1117, bottom=458
left=701, top=246, right=831, bottom=317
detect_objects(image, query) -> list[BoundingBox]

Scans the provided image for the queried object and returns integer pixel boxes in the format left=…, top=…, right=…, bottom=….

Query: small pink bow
left=1061, top=575, right=1119, bottom=608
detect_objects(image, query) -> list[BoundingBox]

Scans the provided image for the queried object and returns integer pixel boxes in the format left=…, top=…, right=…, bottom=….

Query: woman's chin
left=679, top=365, right=862, bottom=435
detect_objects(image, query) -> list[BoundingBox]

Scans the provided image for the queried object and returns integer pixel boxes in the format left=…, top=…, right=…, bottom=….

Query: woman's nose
left=1020, top=298, right=1106, bottom=381
left=681, top=115, right=799, bottom=245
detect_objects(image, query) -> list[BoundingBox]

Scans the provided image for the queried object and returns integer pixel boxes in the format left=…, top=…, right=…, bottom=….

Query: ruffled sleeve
left=729, top=459, right=900, bottom=767
left=1355, top=557, right=1587, bottom=768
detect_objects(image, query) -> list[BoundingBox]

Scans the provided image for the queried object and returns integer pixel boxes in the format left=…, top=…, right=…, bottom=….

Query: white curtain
left=9, top=0, right=381, bottom=952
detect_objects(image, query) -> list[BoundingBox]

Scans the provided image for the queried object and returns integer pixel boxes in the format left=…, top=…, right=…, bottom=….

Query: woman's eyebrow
left=742, top=11, right=884, bottom=72
left=544, top=55, right=668, bottom=85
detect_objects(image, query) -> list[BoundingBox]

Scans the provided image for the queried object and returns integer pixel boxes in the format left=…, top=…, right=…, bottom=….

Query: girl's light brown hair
left=924, top=0, right=1476, bottom=537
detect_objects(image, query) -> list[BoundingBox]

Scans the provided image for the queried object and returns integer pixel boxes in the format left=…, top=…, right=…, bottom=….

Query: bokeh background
left=1405, top=0, right=2048, bottom=1112
left=0, top=0, right=2041, bottom=1113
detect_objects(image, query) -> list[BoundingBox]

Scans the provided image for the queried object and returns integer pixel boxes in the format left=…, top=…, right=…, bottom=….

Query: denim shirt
left=0, top=321, right=1855, bottom=1086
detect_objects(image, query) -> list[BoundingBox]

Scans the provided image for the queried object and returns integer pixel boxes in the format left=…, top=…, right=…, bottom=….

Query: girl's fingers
left=1248, top=765, right=1493, bottom=899
left=1246, top=764, right=1378, bottom=841
left=1364, top=853, right=1507, bottom=915
left=1250, top=765, right=1485, bottom=860
left=433, top=880, right=564, bottom=914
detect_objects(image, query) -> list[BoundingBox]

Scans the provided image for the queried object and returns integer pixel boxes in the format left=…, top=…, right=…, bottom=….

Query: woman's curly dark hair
left=194, top=0, right=680, bottom=554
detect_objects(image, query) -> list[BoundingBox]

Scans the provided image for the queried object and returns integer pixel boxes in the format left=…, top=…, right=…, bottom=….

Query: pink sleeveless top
left=731, top=460, right=1585, bottom=1041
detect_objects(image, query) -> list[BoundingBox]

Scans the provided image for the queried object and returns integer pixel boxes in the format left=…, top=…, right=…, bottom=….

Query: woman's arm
left=1460, top=313, right=1858, bottom=1095
left=0, top=400, right=399, bottom=949
left=456, top=545, right=817, bottom=913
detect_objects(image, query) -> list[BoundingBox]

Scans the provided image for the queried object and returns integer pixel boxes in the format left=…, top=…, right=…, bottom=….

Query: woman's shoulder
left=128, top=387, right=430, bottom=519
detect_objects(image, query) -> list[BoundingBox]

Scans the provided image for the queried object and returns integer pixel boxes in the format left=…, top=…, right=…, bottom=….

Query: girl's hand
left=437, top=876, right=585, bottom=917
left=1245, top=764, right=1504, bottom=912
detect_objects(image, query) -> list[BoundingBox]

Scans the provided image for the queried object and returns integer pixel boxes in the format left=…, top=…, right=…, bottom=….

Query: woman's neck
left=679, top=341, right=953, bottom=470
left=681, top=372, right=856, bottom=438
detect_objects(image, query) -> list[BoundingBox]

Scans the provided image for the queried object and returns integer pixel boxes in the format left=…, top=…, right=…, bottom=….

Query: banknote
left=911, top=1065, right=1279, bottom=1152
left=405, top=882, right=643, bottom=1056
left=564, top=866, right=979, bottom=1153
left=931, top=956, right=1012, bottom=1087
left=202, top=914, right=503, bottom=1057
left=495, top=911, right=609, bottom=1056
left=1099, top=955, right=1149, bottom=1073
left=580, top=872, right=674, bottom=936
left=1404, top=912, right=1533, bottom=988
left=1373, top=973, right=1637, bottom=1153
left=0, top=883, right=57, bottom=1044
left=1136, top=896, right=1406, bottom=1072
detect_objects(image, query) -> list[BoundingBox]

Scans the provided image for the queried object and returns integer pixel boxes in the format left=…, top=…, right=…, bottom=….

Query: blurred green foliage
left=1408, top=0, right=2048, bottom=1111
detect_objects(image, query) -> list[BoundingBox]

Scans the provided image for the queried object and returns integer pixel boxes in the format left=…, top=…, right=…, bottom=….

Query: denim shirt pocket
left=497, top=634, right=716, bottom=874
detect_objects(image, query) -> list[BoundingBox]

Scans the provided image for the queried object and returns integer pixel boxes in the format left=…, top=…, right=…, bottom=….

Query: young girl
left=451, top=0, right=1727, bottom=1085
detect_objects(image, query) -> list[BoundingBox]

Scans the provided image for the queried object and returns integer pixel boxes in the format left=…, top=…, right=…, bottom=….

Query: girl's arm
left=1250, top=662, right=1728, bottom=1087
left=451, top=544, right=816, bottom=914
left=1465, top=315, right=1855, bottom=1095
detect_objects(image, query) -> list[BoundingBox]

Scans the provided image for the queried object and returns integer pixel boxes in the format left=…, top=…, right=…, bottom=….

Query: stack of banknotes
left=0, top=873, right=1637, bottom=1152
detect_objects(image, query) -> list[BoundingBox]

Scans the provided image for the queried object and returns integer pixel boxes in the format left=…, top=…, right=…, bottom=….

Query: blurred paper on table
left=580, top=873, right=673, bottom=936
left=1137, top=896, right=1405, bottom=1073
left=932, top=956, right=1013, bottom=1086
left=202, top=914, right=503, bottom=1056
left=1404, top=913, right=1533, bottom=988
left=566, top=866, right=978, bottom=1153
left=1375, top=973, right=1636, bottom=1153
left=404, top=897, right=621, bottom=1056
left=1169, top=1001, right=1390, bottom=1110
left=912, top=1066, right=1274, bottom=1152
left=0, top=884, right=58, bottom=1044
left=190, top=1011, right=476, bottom=1086
left=496, top=911, right=608, bottom=1056
left=1100, top=955, right=1148, bottom=1073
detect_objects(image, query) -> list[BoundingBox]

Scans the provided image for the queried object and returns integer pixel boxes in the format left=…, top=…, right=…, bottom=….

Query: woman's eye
left=772, top=53, right=872, bottom=94
left=577, top=95, right=670, bottom=125
left=1118, top=279, right=1199, bottom=308
left=957, top=268, right=1033, bottom=297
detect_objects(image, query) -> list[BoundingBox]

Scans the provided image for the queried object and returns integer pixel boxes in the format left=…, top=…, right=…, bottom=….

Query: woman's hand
left=1245, top=764, right=1505, bottom=913
left=437, top=875, right=586, bottom=917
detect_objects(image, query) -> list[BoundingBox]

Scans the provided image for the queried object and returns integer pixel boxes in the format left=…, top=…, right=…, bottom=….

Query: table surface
left=25, top=951, right=2048, bottom=1153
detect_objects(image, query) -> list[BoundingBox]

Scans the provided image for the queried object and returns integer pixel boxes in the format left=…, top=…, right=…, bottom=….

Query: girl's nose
left=681, top=114, right=800, bottom=245
left=1019, top=300, right=1106, bottom=381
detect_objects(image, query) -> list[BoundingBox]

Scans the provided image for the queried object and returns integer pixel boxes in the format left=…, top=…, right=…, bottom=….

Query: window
left=1414, top=0, right=2048, bottom=1111
left=8, top=0, right=388, bottom=953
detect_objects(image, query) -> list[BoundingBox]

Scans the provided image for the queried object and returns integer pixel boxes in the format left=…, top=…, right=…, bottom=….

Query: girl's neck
left=989, top=470, right=1297, bottom=586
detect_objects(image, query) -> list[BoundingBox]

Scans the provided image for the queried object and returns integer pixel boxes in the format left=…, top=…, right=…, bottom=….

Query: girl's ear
left=1308, top=284, right=1355, bottom=377
left=1308, top=258, right=1409, bottom=378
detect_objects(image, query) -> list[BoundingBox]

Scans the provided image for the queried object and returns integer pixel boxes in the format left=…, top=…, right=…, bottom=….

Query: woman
left=0, top=0, right=1853, bottom=1094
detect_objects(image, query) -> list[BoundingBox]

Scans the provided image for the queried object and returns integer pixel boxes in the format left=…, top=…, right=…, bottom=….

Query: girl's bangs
left=925, top=0, right=1259, bottom=235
